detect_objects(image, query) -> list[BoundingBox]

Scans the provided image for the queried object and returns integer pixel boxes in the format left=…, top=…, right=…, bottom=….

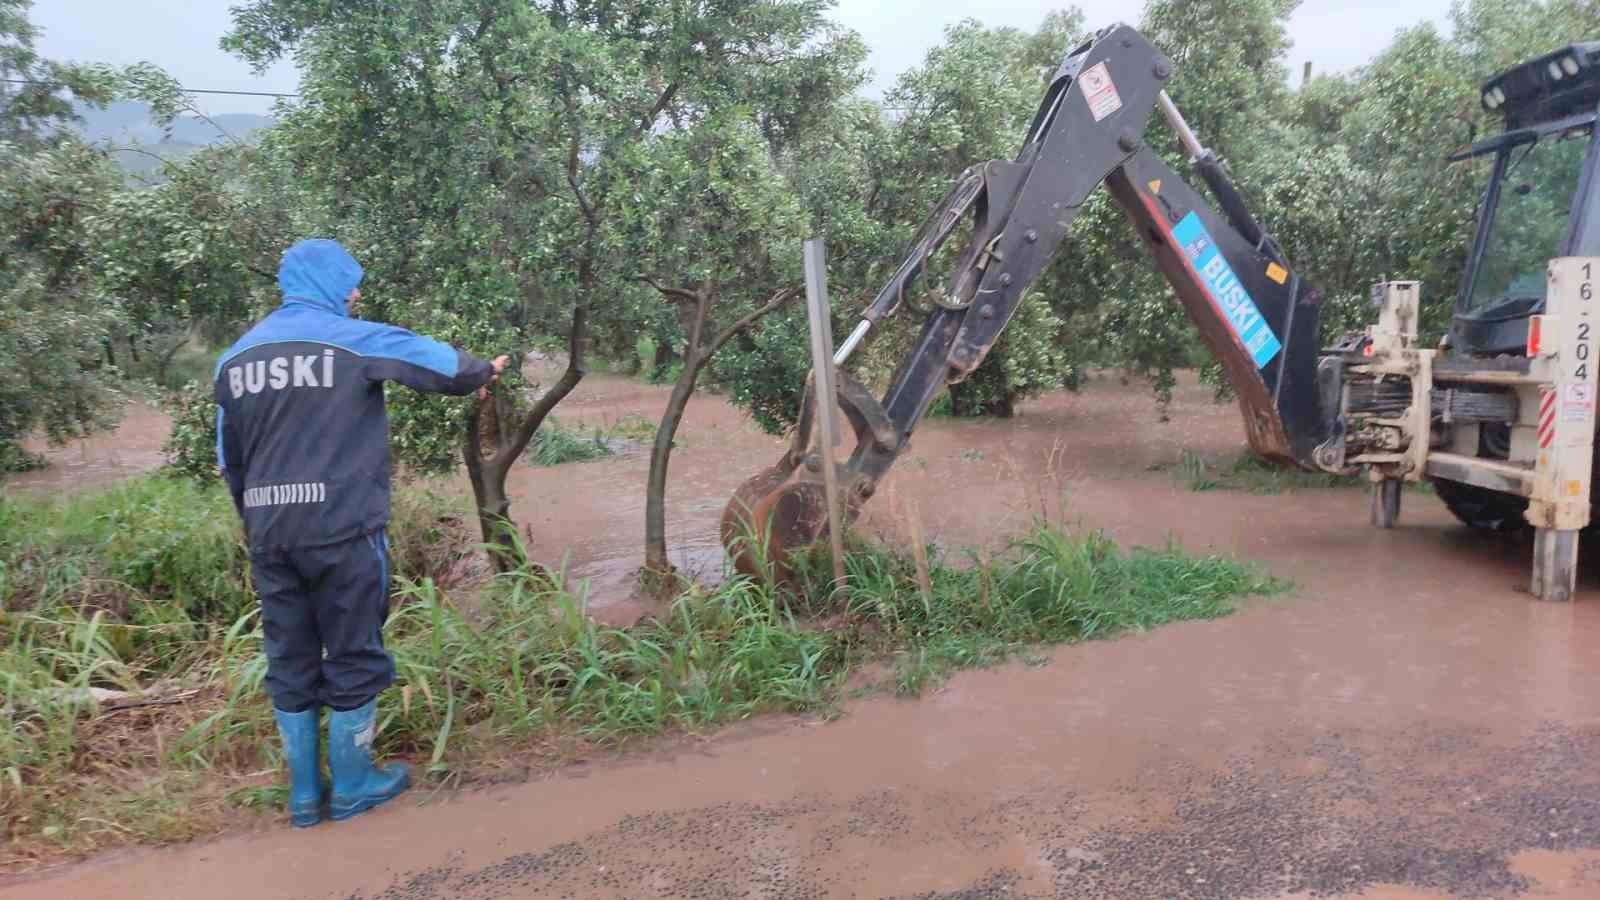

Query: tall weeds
left=0, top=475, right=1280, bottom=868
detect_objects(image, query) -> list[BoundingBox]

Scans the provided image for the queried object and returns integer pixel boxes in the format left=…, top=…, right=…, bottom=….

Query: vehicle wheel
left=1432, top=477, right=1529, bottom=532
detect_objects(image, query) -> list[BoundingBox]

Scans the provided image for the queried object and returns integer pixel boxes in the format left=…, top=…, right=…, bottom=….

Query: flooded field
left=12, top=372, right=1600, bottom=899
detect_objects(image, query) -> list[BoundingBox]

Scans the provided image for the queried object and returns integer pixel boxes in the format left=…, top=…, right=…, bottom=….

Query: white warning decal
left=1080, top=61, right=1123, bottom=122
left=1564, top=382, right=1594, bottom=423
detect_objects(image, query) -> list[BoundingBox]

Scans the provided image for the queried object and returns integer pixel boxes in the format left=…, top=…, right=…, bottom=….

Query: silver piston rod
left=1156, top=90, right=1206, bottom=160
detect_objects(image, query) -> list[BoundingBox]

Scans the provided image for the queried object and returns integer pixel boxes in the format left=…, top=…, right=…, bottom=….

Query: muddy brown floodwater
left=9, top=399, right=174, bottom=496
left=13, top=373, right=1600, bottom=899
left=504, top=370, right=1255, bottom=625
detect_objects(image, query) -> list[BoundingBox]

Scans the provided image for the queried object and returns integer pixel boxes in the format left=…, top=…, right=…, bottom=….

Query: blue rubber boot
left=272, top=706, right=324, bottom=828
left=326, top=699, right=410, bottom=821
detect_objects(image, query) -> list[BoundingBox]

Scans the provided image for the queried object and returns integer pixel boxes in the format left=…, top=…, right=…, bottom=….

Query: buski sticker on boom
left=1171, top=211, right=1282, bottom=369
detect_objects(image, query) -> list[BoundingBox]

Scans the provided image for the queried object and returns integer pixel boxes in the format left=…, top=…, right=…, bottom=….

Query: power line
left=2, top=78, right=299, bottom=99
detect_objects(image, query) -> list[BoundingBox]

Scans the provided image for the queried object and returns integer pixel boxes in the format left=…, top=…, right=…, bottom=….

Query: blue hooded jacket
left=214, top=239, right=494, bottom=552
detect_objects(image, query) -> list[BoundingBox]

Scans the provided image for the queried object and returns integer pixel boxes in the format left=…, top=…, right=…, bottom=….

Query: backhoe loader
left=721, top=23, right=1600, bottom=601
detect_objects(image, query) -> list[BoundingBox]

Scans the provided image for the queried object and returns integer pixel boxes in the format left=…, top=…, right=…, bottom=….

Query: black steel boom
left=722, top=23, right=1336, bottom=577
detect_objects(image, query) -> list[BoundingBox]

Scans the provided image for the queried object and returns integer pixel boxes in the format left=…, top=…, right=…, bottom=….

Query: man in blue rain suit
left=215, top=239, right=507, bottom=827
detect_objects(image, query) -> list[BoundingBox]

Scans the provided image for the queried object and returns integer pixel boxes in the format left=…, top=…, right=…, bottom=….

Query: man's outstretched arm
left=357, top=323, right=505, bottom=395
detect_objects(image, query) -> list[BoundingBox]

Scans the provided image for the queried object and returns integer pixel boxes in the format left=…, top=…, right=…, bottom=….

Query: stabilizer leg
left=1370, top=479, right=1401, bottom=529
left=1531, top=528, right=1580, bottom=602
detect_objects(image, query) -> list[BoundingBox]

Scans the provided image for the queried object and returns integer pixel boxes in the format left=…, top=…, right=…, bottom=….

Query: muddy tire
left=1432, top=478, right=1529, bottom=532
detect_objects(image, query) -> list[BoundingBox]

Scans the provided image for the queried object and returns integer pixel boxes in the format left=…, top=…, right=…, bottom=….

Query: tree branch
left=687, top=280, right=712, bottom=358
left=500, top=302, right=588, bottom=467
left=706, top=287, right=800, bottom=358
left=637, top=81, right=678, bottom=135
left=639, top=274, right=702, bottom=305
left=560, top=75, right=599, bottom=229
left=471, top=7, right=497, bottom=44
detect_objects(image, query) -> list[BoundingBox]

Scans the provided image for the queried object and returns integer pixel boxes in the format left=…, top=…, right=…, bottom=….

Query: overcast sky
left=33, top=0, right=1457, bottom=117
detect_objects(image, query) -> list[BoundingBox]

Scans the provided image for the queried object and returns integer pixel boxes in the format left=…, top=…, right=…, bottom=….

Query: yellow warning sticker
left=1266, top=263, right=1288, bottom=285
left=1147, top=179, right=1162, bottom=194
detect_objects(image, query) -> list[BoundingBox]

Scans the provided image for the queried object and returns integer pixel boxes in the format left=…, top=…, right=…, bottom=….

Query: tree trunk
left=644, top=354, right=706, bottom=572
left=639, top=282, right=797, bottom=576
left=619, top=338, right=643, bottom=376
left=154, top=334, right=187, bottom=388
left=465, top=442, right=515, bottom=561
left=464, top=303, right=589, bottom=573
left=650, top=339, right=676, bottom=381
left=992, top=392, right=1017, bottom=418
left=645, top=286, right=711, bottom=574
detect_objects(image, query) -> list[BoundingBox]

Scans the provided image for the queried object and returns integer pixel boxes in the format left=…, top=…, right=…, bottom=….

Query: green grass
left=607, top=413, right=658, bottom=442
left=1176, top=449, right=1355, bottom=494
left=525, top=415, right=658, bottom=467
left=791, top=526, right=1275, bottom=695
left=0, top=475, right=1282, bottom=869
left=1179, top=449, right=1220, bottom=492
left=528, top=421, right=613, bottom=466
left=0, top=477, right=251, bottom=622
left=1172, top=449, right=1436, bottom=496
left=0, top=441, right=46, bottom=474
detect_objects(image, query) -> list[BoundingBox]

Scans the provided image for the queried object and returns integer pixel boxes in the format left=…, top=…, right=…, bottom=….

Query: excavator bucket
left=721, top=370, right=820, bottom=584
left=720, top=478, right=834, bottom=584
left=720, top=371, right=897, bottom=583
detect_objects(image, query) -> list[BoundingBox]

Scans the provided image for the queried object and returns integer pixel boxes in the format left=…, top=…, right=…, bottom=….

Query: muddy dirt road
left=13, top=375, right=1600, bottom=898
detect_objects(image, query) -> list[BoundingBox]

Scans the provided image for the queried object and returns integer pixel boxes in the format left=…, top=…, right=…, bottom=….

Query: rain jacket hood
left=278, top=238, right=364, bottom=317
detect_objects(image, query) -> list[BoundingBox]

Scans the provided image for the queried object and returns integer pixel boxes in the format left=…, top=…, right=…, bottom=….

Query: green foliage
left=711, top=311, right=813, bottom=434
left=1231, top=0, right=1600, bottom=344
left=160, top=381, right=220, bottom=484
left=222, top=0, right=865, bottom=483
left=0, top=0, right=117, bottom=146
left=87, top=141, right=300, bottom=353
left=711, top=13, right=1093, bottom=429
left=803, top=526, right=1277, bottom=693
left=0, top=3, right=285, bottom=474
left=0, top=138, right=129, bottom=465
left=862, top=15, right=1087, bottom=409
left=0, top=441, right=44, bottom=473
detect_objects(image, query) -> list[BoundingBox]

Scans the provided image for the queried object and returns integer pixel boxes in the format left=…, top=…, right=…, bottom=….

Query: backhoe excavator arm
left=721, top=23, right=1338, bottom=579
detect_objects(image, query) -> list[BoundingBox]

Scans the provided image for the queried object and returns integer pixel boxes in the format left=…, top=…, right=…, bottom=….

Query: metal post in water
left=803, top=238, right=848, bottom=588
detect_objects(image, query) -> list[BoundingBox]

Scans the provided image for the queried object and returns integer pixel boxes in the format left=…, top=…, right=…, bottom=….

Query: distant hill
left=67, top=100, right=275, bottom=179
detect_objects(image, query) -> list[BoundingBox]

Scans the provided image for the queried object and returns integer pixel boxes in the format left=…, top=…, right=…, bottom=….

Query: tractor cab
left=1451, top=43, right=1600, bottom=357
